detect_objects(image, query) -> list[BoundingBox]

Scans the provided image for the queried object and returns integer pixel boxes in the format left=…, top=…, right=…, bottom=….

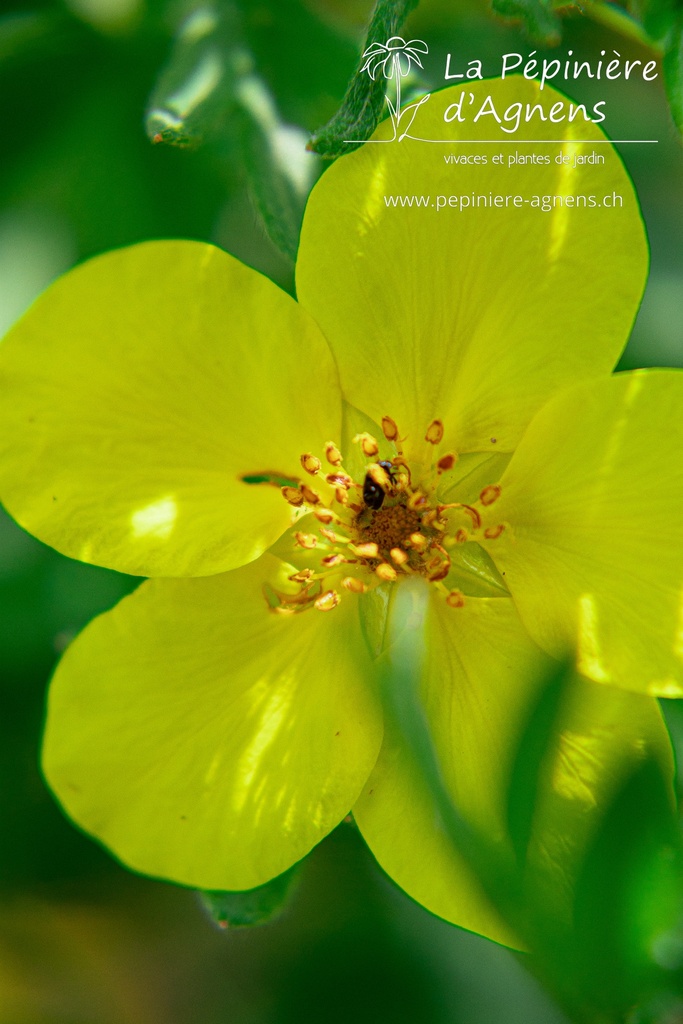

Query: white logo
left=359, top=36, right=430, bottom=142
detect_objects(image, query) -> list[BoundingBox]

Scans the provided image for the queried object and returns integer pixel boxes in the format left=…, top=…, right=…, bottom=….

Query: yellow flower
left=0, top=79, right=678, bottom=946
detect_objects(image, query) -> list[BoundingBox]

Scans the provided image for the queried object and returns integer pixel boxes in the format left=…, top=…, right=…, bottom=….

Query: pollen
left=354, top=432, right=379, bottom=457
left=301, top=453, right=321, bottom=475
left=325, top=442, right=342, bottom=466
left=268, top=413, right=505, bottom=613
left=315, top=590, right=341, bottom=612
left=425, top=419, right=444, bottom=445
left=480, top=484, right=502, bottom=506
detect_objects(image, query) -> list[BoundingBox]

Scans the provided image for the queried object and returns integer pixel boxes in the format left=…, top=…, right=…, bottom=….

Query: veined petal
left=297, top=78, right=647, bottom=457
left=42, top=554, right=382, bottom=891
left=0, top=241, right=341, bottom=577
left=354, top=595, right=551, bottom=946
left=353, top=593, right=672, bottom=946
left=480, top=369, right=683, bottom=696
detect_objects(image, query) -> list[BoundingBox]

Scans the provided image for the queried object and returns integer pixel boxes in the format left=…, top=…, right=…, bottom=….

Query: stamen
left=367, top=463, right=391, bottom=490
left=425, top=419, right=444, bottom=445
left=408, top=532, right=428, bottom=550
left=480, top=485, right=502, bottom=506
left=484, top=524, right=506, bottom=539
left=342, top=576, right=367, bottom=594
left=326, top=472, right=352, bottom=489
left=282, top=485, right=304, bottom=507
left=288, top=569, right=313, bottom=583
left=354, top=432, right=379, bottom=457
left=321, top=554, right=347, bottom=567
left=270, top=412, right=490, bottom=615
left=382, top=416, right=399, bottom=442
left=407, top=491, right=428, bottom=511
left=294, top=532, right=318, bottom=549
left=437, top=453, right=457, bottom=473
left=315, top=590, right=341, bottom=612
left=301, top=453, right=322, bottom=475
left=301, top=484, right=321, bottom=505
left=325, top=442, right=342, bottom=466
left=351, top=542, right=379, bottom=559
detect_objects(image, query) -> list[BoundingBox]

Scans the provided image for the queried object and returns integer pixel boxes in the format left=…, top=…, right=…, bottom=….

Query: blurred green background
left=1, top=0, right=682, bottom=1020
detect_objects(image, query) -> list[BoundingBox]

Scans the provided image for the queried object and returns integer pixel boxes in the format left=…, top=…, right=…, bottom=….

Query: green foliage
left=309, top=0, right=421, bottom=158
left=505, top=664, right=572, bottom=865
left=489, top=0, right=561, bottom=45
left=146, top=0, right=317, bottom=260
left=664, top=20, right=683, bottom=131
left=199, top=865, right=301, bottom=929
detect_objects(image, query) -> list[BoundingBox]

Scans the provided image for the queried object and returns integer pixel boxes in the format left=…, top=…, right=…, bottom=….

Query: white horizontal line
left=345, top=139, right=659, bottom=144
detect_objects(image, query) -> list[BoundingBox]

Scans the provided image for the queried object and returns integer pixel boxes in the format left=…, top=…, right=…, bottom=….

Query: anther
left=407, top=491, right=428, bottom=511
left=315, top=590, right=341, bottom=612
left=326, top=472, right=352, bottom=489
left=282, top=485, right=304, bottom=507
left=368, top=464, right=391, bottom=489
left=480, top=485, right=502, bottom=506
left=325, top=442, right=342, bottom=466
left=408, top=532, right=428, bottom=550
left=288, top=569, right=313, bottom=582
left=294, top=532, right=318, bottom=549
left=351, top=542, right=379, bottom=559
left=446, top=590, right=465, bottom=608
left=301, top=453, right=322, bottom=475
left=301, top=484, right=321, bottom=505
left=314, top=509, right=335, bottom=524
left=320, top=527, right=341, bottom=543
left=437, top=453, right=457, bottom=473
left=390, top=547, right=409, bottom=565
left=342, top=576, right=367, bottom=594
left=335, top=487, right=348, bottom=505
left=382, top=416, right=399, bottom=442
left=376, top=563, right=397, bottom=582
left=322, top=554, right=346, bottom=567
left=454, top=528, right=468, bottom=544
left=484, top=524, right=506, bottom=539
left=425, top=419, right=444, bottom=445
left=354, top=432, right=379, bottom=457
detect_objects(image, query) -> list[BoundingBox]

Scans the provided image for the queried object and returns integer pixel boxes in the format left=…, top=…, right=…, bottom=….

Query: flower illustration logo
left=360, top=36, right=430, bottom=140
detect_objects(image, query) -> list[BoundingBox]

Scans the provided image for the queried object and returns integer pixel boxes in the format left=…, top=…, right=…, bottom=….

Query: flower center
left=264, top=415, right=506, bottom=615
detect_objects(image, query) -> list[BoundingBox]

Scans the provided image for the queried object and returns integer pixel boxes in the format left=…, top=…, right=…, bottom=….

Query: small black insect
left=363, top=460, right=396, bottom=511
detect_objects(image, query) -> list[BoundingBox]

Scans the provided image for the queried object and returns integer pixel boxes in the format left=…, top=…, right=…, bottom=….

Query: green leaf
left=663, top=18, right=683, bottom=133
left=198, top=864, right=301, bottom=929
left=490, top=0, right=561, bottom=45
left=505, top=661, right=574, bottom=865
left=309, top=0, right=421, bottom=158
left=232, top=74, right=317, bottom=262
left=567, top=756, right=683, bottom=1014
left=640, top=0, right=683, bottom=43
left=0, top=11, right=76, bottom=67
left=146, top=1, right=316, bottom=259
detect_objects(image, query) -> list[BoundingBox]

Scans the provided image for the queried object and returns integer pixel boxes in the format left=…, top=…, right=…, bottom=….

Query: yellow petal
left=481, top=369, right=683, bottom=696
left=42, top=554, right=382, bottom=890
left=354, top=594, right=551, bottom=946
left=353, top=590, right=672, bottom=946
left=0, top=241, right=341, bottom=576
left=297, top=78, right=647, bottom=457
